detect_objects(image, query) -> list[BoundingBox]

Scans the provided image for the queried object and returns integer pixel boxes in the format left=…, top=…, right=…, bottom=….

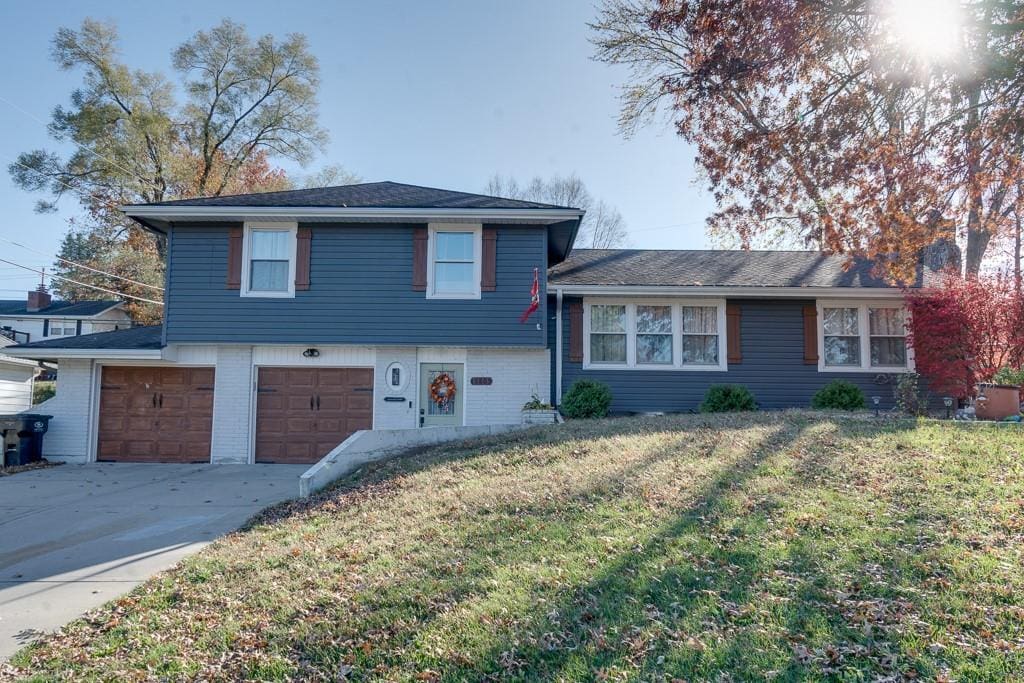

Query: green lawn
left=4, top=413, right=1024, bottom=681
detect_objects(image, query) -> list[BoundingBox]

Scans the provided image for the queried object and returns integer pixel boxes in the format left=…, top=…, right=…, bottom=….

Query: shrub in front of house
left=33, top=381, right=56, bottom=405
left=560, top=380, right=613, bottom=419
left=812, top=379, right=867, bottom=410
left=700, top=384, right=757, bottom=413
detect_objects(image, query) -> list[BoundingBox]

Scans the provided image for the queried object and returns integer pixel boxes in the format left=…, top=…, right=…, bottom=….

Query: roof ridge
left=132, top=181, right=390, bottom=206
left=129, top=180, right=582, bottom=211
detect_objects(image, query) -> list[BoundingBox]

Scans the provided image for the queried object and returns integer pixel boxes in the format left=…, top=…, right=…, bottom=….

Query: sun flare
left=880, top=0, right=963, bottom=61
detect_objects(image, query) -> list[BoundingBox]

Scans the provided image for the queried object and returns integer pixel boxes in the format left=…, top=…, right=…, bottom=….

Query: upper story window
left=427, top=224, right=481, bottom=299
left=819, top=301, right=911, bottom=371
left=241, top=223, right=297, bottom=298
left=47, top=320, right=75, bottom=336
left=584, top=299, right=727, bottom=371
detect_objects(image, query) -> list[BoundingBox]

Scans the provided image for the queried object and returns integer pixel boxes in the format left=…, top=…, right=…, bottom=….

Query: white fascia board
left=0, top=307, right=122, bottom=320
left=3, top=348, right=163, bottom=360
left=121, top=205, right=584, bottom=223
left=550, top=285, right=910, bottom=299
left=0, top=353, right=39, bottom=367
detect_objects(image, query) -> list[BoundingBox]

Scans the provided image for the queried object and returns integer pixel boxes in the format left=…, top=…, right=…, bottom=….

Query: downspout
left=555, top=288, right=563, bottom=406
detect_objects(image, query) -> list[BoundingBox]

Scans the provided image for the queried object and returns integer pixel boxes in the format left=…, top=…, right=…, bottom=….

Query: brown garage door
left=255, top=367, right=373, bottom=464
left=97, top=366, right=215, bottom=463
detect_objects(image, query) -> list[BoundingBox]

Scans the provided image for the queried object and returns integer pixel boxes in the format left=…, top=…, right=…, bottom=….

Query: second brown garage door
left=97, top=366, right=215, bottom=463
left=255, top=367, right=373, bottom=464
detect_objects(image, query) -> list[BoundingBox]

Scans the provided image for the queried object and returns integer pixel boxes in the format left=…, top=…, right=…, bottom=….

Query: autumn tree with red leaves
left=906, top=273, right=1024, bottom=398
left=591, top=0, right=1024, bottom=279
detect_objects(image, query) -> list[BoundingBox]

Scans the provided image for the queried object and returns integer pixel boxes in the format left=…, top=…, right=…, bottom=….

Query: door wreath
left=429, top=372, right=457, bottom=407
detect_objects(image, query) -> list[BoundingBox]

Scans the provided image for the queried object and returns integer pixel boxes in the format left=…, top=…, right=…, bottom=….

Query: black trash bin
left=1, top=414, right=53, bottom=467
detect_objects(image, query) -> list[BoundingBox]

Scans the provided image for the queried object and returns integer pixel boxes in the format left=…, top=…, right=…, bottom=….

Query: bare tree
left=484, top=173, right=629, bottom=249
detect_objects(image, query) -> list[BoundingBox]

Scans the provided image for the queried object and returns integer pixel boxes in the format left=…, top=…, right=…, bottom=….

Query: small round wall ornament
left=429, top=372, right=457, bottom=407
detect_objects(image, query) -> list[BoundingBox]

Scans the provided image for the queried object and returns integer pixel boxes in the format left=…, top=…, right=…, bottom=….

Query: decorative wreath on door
left=429, top=372, right=457, bottom=406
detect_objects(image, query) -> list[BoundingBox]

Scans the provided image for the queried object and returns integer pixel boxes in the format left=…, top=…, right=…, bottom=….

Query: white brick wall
left=38, top=359, right=94, bottom=462
left=374, top=347, right=418, bottom=430
left=465, top=348, right=550, bottom=426
left=210, top=346, right=253, bottom=464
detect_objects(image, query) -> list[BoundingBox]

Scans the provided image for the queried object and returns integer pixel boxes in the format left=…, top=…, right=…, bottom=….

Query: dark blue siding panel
left=165, top=224, right=547, bottom=346
left=560, top=297, right=915, bottom=412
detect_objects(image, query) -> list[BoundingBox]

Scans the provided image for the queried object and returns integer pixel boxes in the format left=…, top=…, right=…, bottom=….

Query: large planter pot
left=521, top=408, right=559, bottom=425
left=975, top=384, right=1022, bottom=421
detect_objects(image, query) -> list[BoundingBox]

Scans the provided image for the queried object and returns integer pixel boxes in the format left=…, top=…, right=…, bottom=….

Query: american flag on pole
left=519, top=267, right=540, bottom=323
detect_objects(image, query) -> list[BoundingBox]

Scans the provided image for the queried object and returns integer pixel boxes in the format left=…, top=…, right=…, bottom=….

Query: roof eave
left=549, top=284, right=911, bottom=298
left=4, top=348, right=163, bottom=361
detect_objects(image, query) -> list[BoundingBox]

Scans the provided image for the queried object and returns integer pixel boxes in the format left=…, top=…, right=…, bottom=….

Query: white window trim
left=426, top=223, right=482, bottom=300
left=817, top=299, right=915, bottom=373
left=240, top=222, right=298, bottom=298
left=582, top=298, right=728, bottom=371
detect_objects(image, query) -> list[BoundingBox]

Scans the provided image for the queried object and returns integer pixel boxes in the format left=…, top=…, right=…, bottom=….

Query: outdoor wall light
left=872, top=395, right=881, bottom=417
left=302, top=348, right=320, bottom=358
left=943, top=396, right=954, bottom=419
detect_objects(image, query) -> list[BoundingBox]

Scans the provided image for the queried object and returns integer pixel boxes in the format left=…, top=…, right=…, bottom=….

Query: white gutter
left=1, top=304, right=125, bottom=320
left=3, top=348, right=162, bottom=360
left=550, top=285, right=909, bottom=299
left=0, top=352, right=39, bottom=367
left=122, top=205, right=585, bottom=223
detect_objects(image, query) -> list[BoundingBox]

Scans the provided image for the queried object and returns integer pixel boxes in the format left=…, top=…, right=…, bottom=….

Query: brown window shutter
left=726, top=303, right=742, bottom=364
left=412, top=227, right=428, bottom=291
left=226, top=227, right=243, bottom=290
left=802, top=304, right=819, bottom=364
left=295, top=227, right=312, bottom=290
left=568, top=300, right=583, bottom=362
left=481, top=228, right=497, bottom=292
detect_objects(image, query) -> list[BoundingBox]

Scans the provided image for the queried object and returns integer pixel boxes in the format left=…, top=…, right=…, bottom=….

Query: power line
left=0, top=257, right=163, bottom=306
left=0, top=235, right=164, bottom=293
left=0, top=95, right=162, bottom=193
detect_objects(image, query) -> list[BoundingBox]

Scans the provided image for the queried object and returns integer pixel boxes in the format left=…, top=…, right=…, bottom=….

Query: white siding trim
left=416, top=347, right=468, bottom=364
left=252, top=345, right=375, bottom=367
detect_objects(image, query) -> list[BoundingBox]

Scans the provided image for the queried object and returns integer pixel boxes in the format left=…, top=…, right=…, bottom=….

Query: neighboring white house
left=0, top=337, right=37, bottom=413
left=0, top=288, right=132, bottom=345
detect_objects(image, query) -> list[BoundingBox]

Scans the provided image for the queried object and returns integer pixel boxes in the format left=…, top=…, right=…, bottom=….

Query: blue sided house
left=8, top=182, right=943, bottom=466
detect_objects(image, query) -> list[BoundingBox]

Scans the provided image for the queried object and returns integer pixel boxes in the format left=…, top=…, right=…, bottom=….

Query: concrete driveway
left=0, top=462, right=307, bottom=659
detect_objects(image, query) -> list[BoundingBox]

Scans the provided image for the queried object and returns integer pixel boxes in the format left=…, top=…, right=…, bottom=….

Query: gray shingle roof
left=0, top=299, right=122, bottom=317
left=548, top=250, right=926, bottom=289
left=137, top=181, right=578, bottom=211
left=10, top=325, right=161, bottom=350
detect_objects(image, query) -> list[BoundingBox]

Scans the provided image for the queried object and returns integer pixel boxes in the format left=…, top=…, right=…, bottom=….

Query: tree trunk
left=963, top=86, right=989, bottom=276
left=1015, top=200, right=1022, bottom=294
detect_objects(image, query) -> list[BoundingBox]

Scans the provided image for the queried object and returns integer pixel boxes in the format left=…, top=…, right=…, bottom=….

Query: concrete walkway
left=0, top=462, right=306, bottom=659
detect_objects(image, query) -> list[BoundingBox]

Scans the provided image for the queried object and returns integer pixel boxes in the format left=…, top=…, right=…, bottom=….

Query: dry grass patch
left=3, top=413, right=1023, bottom=681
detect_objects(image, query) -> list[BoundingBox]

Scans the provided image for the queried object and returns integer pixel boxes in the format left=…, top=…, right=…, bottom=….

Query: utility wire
left=0, top=235, right=164, bottom=292
left=0, top=95, right=163, bottom=194
left=0, top=257, right=163, bottom=306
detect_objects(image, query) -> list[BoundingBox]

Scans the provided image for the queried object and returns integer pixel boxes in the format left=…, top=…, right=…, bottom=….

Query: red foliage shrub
left=906, top=274, right=1024, bottom=399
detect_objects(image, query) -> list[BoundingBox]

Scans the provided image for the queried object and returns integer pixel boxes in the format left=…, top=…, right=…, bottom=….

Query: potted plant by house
left=974, top=368, right=1022, bottom=421
left=521, top=394, right=559, bottom=425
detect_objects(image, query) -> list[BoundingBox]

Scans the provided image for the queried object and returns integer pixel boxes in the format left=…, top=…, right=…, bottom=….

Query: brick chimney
left=26, top=285, right=51, bottom=313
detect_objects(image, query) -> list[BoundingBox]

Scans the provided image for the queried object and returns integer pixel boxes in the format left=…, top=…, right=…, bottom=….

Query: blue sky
left=0, top=0, right=714, bottom=297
